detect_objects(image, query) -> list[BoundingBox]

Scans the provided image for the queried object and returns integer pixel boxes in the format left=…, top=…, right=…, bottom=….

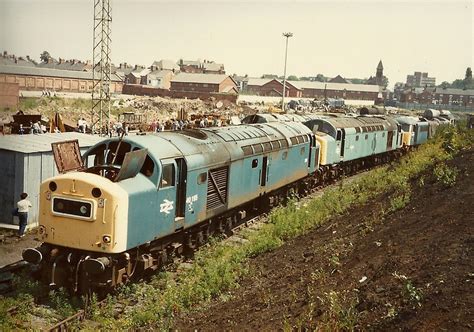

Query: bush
left=433, top=164, right=458, bottom=187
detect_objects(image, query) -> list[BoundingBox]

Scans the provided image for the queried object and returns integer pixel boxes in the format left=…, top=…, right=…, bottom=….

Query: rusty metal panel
left=51, top=139, right=83, bottom=173
left=114, top=149, right=148, bottom=182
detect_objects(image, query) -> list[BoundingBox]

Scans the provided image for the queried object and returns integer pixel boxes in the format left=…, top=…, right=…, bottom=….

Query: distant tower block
left=376, top=60, right=384, bottom=86
left=91, top=0, right=112, bottom=135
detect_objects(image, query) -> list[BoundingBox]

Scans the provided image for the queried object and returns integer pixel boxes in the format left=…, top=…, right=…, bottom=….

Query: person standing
left=17, top=193, right=32, bottom=238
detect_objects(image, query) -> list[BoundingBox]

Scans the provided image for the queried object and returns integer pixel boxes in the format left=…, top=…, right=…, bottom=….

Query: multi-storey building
left=406, top=72, right=436, bottom=87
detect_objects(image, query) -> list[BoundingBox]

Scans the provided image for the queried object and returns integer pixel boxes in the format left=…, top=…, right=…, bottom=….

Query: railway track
left=0, top=260, right=28, bottom=295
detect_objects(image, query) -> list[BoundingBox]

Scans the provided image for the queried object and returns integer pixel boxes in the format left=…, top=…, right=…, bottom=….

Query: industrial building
left=170, top=73, right=238, bottom=94
left=0, top=133, right=104, bottom=230
left=0, top=65, right=123, bottom=93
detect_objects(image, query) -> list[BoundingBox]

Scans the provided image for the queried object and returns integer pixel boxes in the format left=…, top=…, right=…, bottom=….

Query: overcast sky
left=0, top=0, right=472, bottom=88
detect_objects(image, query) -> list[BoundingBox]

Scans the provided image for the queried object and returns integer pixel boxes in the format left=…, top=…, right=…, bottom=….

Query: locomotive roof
left=307, top=116, right=397, bottom=132
left=242, top=112, right=327, bottom=124
left=393, top=116, right=426, bottom=126
left=89, top=122, right=313, bottom=172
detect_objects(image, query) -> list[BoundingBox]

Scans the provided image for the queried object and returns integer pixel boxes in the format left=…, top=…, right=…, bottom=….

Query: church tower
left=376, top=60, right=383, bottom=86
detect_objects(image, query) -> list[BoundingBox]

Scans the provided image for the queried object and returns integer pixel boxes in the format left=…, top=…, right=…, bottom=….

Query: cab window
left=160, top=164, right=175, bottom=188
left=106, top=141, right=132, bottom=165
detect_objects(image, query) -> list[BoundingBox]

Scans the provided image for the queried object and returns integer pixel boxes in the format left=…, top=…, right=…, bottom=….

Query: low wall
left=122, top=84, right=238, bottom=103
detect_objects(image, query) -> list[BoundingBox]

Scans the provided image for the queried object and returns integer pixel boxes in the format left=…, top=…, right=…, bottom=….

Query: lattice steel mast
left=91, top=0, right=112, bottom=135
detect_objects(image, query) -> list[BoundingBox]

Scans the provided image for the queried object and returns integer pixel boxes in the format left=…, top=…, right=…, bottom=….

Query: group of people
left=18, top=121, right=47, bottom=135
left=41, top=90, right=57, bottom=97
left=111, top=121, right=129, bottom=136
left=149, top=116, right=224, bottom=133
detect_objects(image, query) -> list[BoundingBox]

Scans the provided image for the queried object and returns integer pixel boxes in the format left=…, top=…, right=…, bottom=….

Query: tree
left=439, top=81, right=450, bottom=89
left=287, top=75, right=299, bottom=81
left=451, top=79, right=465, bottom=89
left=40, top=51, right=51, bottom=63
left=382, top=76, right=389, bottom=89
left=465, top=67, right=472, bottom=81
left=350, top=78, right=368, bottom=84
left=315, top=74, right=326, bottom=82
left=464, top=67, right=472, bottom=88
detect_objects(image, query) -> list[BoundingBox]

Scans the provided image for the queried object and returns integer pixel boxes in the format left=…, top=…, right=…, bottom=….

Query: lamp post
left=281, top=32, right=293, bottom=112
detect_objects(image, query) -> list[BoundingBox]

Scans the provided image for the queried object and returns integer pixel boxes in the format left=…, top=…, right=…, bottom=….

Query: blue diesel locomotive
left=23, top=122, right=319, bottom=292
left=23, top=115, right=421, bottom=293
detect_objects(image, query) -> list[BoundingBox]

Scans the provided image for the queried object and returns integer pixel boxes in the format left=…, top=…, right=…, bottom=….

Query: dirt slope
left=175, top=148, right=474, bottom=331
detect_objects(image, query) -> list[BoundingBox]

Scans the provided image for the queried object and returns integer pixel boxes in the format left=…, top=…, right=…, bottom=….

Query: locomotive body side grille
left=206, top=166, right=229, bottom=210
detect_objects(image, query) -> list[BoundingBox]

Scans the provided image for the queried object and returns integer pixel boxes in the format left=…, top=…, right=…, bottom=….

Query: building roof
left=434, top=87, right=474, bottom=96
left=289, top=80, right=380, bottom=93
left=180, top=60, right=201, bottom=67
left=0, top=56, right=37, bottom=67
left=37, top=60, right=90, bottom=72
left=151, top=60, right=180, bottom=72
left=171, top=73, right=233, bottom=85
left=247, top=78, right=272, bottom=86
left=0, top=132, right=105, bottom=154
left=203, top=62, right=224, bottom=71
left=148, top=70, right=173, bottom=79
left=329, top=75, right=350, bottom=84
left=0, top=65, right=123, bottom=82
left=377, top=60, right=383, bottom=70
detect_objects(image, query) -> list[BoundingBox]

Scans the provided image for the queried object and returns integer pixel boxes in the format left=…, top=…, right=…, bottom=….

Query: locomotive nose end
left=22, top=247, right=46, bottom=265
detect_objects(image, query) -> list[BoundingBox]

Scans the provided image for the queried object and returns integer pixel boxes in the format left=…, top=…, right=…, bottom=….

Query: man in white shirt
left=17, top=193, right=32, bottom=237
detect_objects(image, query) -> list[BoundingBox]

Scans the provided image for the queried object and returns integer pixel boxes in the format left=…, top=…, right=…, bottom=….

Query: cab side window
left=160, top=164, right=175, bottom=188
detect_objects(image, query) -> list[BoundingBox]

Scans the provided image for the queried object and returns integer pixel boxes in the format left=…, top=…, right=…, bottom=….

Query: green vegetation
left=404, top=280, right=423, bottom=308
left=438, top=67, right=474, bottom=90
left=433, top=164, right=458, bottom=187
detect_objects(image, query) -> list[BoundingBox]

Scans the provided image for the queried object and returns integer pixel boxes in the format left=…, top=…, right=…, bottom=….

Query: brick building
left=290, top=81, right=380, bottom=101
left=406, top=72, right=436, bottom=88
left=400, top=86, right=474, bottom=106
left=0, top=65, right=123, bottom=93
left=246, top=78, right=302, bottom=97
left=178, top=59, right=225, bottom=74
left=432, top=87, right=474, bottom=106
left=141, top=70, right=174, bottom=89
left=170, top=73, right=238, bottom=94
left=0, top=82, right=19, bottom=107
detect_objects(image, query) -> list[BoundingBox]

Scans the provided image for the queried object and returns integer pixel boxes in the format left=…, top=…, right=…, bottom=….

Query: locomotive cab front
left=22, top=138, right=159, bottom=292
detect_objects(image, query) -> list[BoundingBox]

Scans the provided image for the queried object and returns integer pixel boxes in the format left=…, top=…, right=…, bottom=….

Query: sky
left=0, top=0, right=472, bottom=89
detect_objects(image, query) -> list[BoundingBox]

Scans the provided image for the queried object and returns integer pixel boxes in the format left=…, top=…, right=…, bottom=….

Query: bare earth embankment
left=176, top=148, right=474, bottom=330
